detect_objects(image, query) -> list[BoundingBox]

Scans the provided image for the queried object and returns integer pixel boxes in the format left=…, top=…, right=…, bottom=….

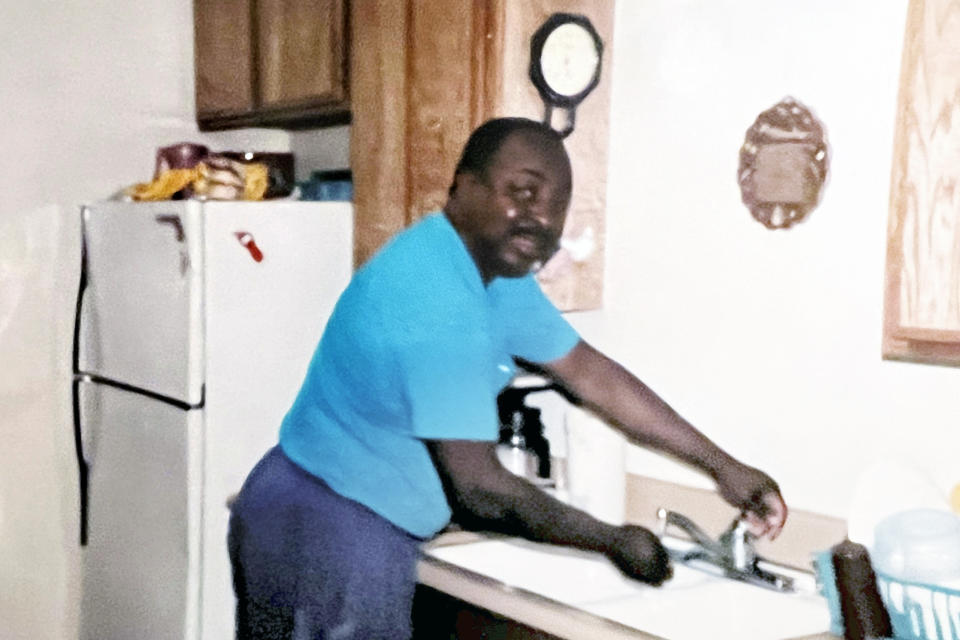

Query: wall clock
left=529, top=13, right=603, bottom=137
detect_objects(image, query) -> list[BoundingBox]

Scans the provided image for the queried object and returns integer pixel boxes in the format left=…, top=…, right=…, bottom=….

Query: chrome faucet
left=656, top=508, right=795, bottom=592
left=718, top=517, right=756, bottom=573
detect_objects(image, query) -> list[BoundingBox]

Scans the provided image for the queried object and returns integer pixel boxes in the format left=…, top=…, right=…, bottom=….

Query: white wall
left=568, top=0, right=960, bottom=519
left=290, top=126, right=352, bottom=181
left=0, top=2, right=289, bottom=638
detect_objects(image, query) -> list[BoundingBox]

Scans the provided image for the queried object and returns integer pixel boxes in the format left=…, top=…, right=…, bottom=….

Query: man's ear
left=448, top=172, right=462, bottom=197
left=448, top=172, right=475, bottom=205
left=447, top=171, right=483, bottom=223
left=456, top=171, right=485, bottom=191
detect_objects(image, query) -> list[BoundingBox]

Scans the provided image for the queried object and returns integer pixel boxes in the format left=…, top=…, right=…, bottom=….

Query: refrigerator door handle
left=154, top=214, right=185, bottom=242
left=73, top=209, right=90, bottom=546
left=156, top=214, right=192, bottom=275
left=72, top=377, right=90, bottom=546
left=72, top=208, right=88, bottom=376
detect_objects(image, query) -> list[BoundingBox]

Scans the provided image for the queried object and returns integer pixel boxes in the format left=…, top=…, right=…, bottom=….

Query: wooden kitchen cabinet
left=412, top=585, right=562, bottom=640
left=882, top=0, right=960, bottom=366
left=193, top=0, right=350, bottom=130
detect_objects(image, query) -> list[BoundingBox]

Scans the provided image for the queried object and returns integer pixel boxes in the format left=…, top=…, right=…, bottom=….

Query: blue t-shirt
left=279, top=212, right=580, bottom=538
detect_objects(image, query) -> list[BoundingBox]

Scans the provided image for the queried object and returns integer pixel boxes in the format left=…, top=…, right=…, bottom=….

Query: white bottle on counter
left=563, top=405, right=626, bottom=526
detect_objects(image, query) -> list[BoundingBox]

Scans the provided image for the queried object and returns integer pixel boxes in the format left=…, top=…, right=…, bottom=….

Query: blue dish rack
left=875, top=572, right=960, bottom=640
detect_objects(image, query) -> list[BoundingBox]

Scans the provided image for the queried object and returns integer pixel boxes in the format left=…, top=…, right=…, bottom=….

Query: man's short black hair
left=451, top=118, right=564, bottom=193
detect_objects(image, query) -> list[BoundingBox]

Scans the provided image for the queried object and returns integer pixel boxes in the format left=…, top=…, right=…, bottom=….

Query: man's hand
left=714, top=463, right=787, bottom=540
left=604, top=525, right=673, bottom=586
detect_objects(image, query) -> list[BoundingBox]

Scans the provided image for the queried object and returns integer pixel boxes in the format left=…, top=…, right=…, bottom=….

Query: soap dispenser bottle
left=495, top=383, right=555, bottom=486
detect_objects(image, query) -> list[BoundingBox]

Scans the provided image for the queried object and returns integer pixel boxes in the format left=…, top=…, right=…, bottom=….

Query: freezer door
left=77, top=380, right=203, bottom=640
left=77, top=201, right=204, bottom=405
left=199, top=201, right=353, bottom=640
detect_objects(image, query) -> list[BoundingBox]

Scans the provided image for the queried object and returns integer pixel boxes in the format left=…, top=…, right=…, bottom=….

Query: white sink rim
left=420, top=535, right=829, bottom=640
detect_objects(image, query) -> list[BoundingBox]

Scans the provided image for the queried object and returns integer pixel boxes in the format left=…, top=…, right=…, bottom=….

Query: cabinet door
left=883, top=0, right=960, bottom=366
left=194, top=0, right=255, bottom=117
left=412, top=585, right=562, bottom=640
left=256, top=0, right=348, bottom=110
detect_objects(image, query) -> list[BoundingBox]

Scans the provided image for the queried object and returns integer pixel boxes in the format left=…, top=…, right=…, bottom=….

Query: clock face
left=528, top=13, right=604, bottom=135
left=540, top=22, right=601, bottom=97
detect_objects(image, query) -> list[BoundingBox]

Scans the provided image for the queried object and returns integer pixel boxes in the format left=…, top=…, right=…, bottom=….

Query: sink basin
left=423, top=536, right=831, bottom=640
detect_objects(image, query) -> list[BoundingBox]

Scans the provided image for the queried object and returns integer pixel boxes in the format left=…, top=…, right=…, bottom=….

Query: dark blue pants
left=228, top=446, right=422, bottom=639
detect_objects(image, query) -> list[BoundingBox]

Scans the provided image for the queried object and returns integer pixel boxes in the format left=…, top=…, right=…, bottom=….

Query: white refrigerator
left=71, top=200, right=353, bottom=640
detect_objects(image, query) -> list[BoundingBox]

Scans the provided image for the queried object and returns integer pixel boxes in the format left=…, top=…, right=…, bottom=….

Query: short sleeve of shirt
left=394, top=319, right=500, bottom=441
left=490, top=274, right=580, bottom=364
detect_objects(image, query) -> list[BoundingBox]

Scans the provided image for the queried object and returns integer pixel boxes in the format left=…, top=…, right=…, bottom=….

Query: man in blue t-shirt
left=228, top=118, right=788, bottom=639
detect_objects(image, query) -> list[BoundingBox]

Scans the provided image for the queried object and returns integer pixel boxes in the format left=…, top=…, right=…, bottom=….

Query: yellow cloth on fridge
left=126, top=160, right=269, bottom=201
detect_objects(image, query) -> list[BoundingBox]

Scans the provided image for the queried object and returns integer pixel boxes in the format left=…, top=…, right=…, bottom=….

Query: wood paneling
left=351, top=1, right=504, bottom=267
left=883, top=0, right=960, bottom=366
left=406, top=3, right=494, bottom=222
left=349, top=0, right=410, bottom=266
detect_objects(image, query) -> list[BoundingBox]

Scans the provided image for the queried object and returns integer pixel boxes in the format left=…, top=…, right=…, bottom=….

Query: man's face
left=452, top=131, right=572, bottom=282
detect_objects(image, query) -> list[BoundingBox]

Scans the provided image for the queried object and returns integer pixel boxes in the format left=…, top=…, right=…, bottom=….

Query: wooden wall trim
left=406, top=3, right=486, bottom=223
left=349, top=0, right=409, bottom=267
left=882, top=0, right=960, bottom=367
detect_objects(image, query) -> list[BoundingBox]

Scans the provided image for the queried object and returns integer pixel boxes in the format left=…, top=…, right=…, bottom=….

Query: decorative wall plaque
left=737, top=97, right=829, bottom=229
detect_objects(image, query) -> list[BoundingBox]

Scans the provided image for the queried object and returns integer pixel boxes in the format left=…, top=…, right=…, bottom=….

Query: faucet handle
left=720, top=517, right=757, bottom=571
left=724, top=516, right=753, bottom=540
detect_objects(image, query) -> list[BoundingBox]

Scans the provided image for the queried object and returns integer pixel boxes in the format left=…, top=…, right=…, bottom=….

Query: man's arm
left=532, top=340, right=787, bottom=539
left=426, top=438, right=672, bottom=585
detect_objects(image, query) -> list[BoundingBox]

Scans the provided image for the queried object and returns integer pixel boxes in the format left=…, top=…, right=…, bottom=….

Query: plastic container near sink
left=872, top=509, right=960, bottom=585
left=871, top=509, right=960, bottom=640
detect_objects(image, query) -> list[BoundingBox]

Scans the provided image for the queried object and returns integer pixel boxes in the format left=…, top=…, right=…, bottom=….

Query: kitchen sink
left=422, top=535, right=831, bottom=640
